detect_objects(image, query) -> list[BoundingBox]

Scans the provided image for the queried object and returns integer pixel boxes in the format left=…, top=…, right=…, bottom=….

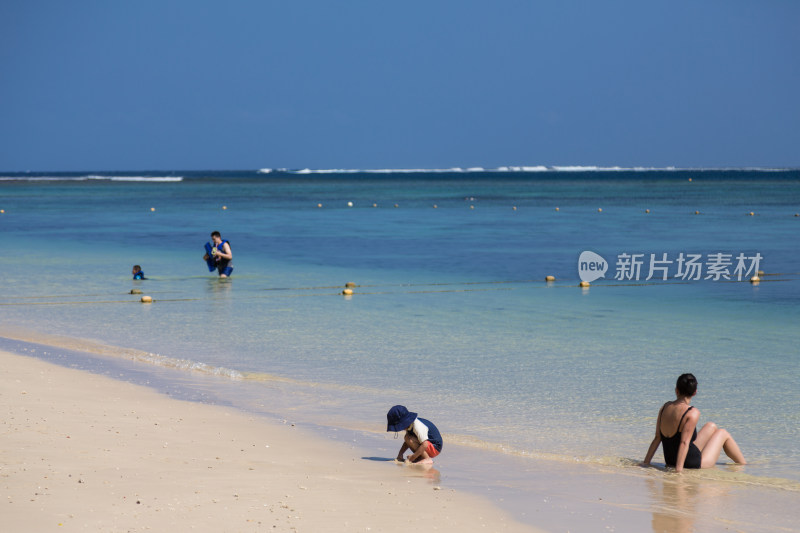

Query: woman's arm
left=643, top=434, right=661, bottom=465
left=674, top=409, right=700, bottom=473
left=643, top=405, right=665, bottom=465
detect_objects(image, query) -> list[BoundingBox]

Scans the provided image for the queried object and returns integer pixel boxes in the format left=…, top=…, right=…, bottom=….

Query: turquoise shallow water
left=2, top=170, right=799, bottom=499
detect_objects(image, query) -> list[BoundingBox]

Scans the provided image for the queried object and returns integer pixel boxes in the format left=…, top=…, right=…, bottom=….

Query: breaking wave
left=0, top=175, right=183, bottom=182
left=258, top=166, right=794, bottom=175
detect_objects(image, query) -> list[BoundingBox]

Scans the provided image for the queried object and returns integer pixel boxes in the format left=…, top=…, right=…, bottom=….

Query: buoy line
left=6, top=271, right=796, bottom=304
left=0, top=299, right=170, bottom=306
left=0, top=293, right=134, bottom=300
left=260, top=279, right=541, bottom=291
left=0, top=288, right=188, bottom=300
left=262, top=285, right=353, bottom=291
left=1, top=276, right=796, bottom=307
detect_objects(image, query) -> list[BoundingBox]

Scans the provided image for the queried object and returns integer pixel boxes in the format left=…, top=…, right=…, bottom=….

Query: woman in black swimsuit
left=643, top=373, right=746, bottom=472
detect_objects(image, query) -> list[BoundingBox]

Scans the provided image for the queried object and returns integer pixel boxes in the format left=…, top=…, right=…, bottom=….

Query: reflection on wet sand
left=396, top=459, right=442, bottom=483
left=647, top=475, right=697, bottom=533
left=362, top=456, right=441, bottom=483
left=645, top=473, right=733, bottom=533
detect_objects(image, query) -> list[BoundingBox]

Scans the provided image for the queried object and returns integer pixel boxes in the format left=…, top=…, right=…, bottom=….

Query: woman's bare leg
left=693, top=422, right=718, bottom=450
left=699, top=428, right=746, bottom=467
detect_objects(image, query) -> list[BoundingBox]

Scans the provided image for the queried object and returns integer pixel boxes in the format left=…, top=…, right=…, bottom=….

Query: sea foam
left=255, top=166, right=794, bottom=175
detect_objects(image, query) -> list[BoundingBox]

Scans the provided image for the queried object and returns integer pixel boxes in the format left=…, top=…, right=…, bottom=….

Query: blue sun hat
left=386, top=405, right=417, bottom=432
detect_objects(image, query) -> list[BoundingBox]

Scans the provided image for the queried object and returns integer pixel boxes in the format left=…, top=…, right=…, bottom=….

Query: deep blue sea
left=2, top=168, right=799, bottom=525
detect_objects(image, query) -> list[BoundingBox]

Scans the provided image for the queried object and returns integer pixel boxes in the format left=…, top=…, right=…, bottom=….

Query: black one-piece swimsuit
left=661, top=405, right=702, bottom=469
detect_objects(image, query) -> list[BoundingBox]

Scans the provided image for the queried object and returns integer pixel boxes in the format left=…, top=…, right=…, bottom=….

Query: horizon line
left=2, top=165, right=799, bottom=176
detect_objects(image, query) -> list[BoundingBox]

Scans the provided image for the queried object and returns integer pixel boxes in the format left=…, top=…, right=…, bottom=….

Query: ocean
left=2, top=168, right=799, bottom=529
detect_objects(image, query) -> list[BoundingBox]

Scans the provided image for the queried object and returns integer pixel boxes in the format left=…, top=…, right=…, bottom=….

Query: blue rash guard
left=214, top=240, right=233, bottom=276
left=414, top=417, right=443, bottom=452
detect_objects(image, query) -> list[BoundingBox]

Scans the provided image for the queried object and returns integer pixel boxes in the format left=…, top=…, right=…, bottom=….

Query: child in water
left=386, top=405, right=443, bottom=464
left=132, top=265, right=146, bottom=280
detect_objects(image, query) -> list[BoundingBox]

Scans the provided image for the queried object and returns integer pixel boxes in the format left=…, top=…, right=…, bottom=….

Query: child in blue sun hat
left=386, top=405, right=443, bottom=464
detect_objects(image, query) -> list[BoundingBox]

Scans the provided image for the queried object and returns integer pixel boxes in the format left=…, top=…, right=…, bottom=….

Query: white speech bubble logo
left=578, top=251, right=608, bottom=282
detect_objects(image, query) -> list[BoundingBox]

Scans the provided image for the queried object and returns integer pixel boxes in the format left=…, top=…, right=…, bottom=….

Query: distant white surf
left=0, top=176, right=183, bottom=182
left=88, top=176, right=183, bottom=182
left=257, top=166, right=793, bottom=174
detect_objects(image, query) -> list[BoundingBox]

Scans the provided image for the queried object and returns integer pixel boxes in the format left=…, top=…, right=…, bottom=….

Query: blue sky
left=1, top=1, right=798, bottom=171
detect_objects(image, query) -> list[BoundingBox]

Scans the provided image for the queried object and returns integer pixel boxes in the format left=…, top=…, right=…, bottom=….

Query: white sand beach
left=1, top=349, right=538, bottom=533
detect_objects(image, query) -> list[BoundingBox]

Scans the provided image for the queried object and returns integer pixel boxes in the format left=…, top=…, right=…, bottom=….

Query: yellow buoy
left=545, top=275, right=556, bottom=282
left=694, top=210, right=700, bottom=215
left=150, top=207, right=155, bottom=212
left=141, top=295, right=153, bottom=303
left=130, top=289, right=142, bottom=295
left=598, top=208, right=602, bottom=212
left=345, top=282, right=356, bottom=288
left=512, top=206, right=517, bottom=211
left=347, top=201, right=353, bottom=207
left=0, top=209, right=4, bottom=214
left=342, top=288, right=354, bottom=296
left=470, top=205, right=475, bottom=209
left=579, top=281, right=590, bottom=288
left=688, top=178, right=693, bottom=182
left=373, top=203, right=378, bottom=208
left=433, top=204, right=438, bottom=209
left=748, top=212, right=754, bottom=216
left=317, top=203, right=323, bottom=208
left=645, top=209, right=650, bottom=214
left=394, top=204, right=399, bottom=208
left=555, top=207, right=559, bottom=212
left=757, top=270, right=764, bottom=276
left=222, top=205, right=227, bottom=210
left=750, top=276, right=760, bottom=284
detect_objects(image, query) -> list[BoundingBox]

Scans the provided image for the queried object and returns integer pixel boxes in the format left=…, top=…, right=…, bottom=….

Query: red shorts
left=424, top=441, right=440, bottom=458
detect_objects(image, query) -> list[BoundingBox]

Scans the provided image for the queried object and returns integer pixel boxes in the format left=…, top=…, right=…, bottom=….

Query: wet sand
left=1, top=349, right=537, bottom=533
